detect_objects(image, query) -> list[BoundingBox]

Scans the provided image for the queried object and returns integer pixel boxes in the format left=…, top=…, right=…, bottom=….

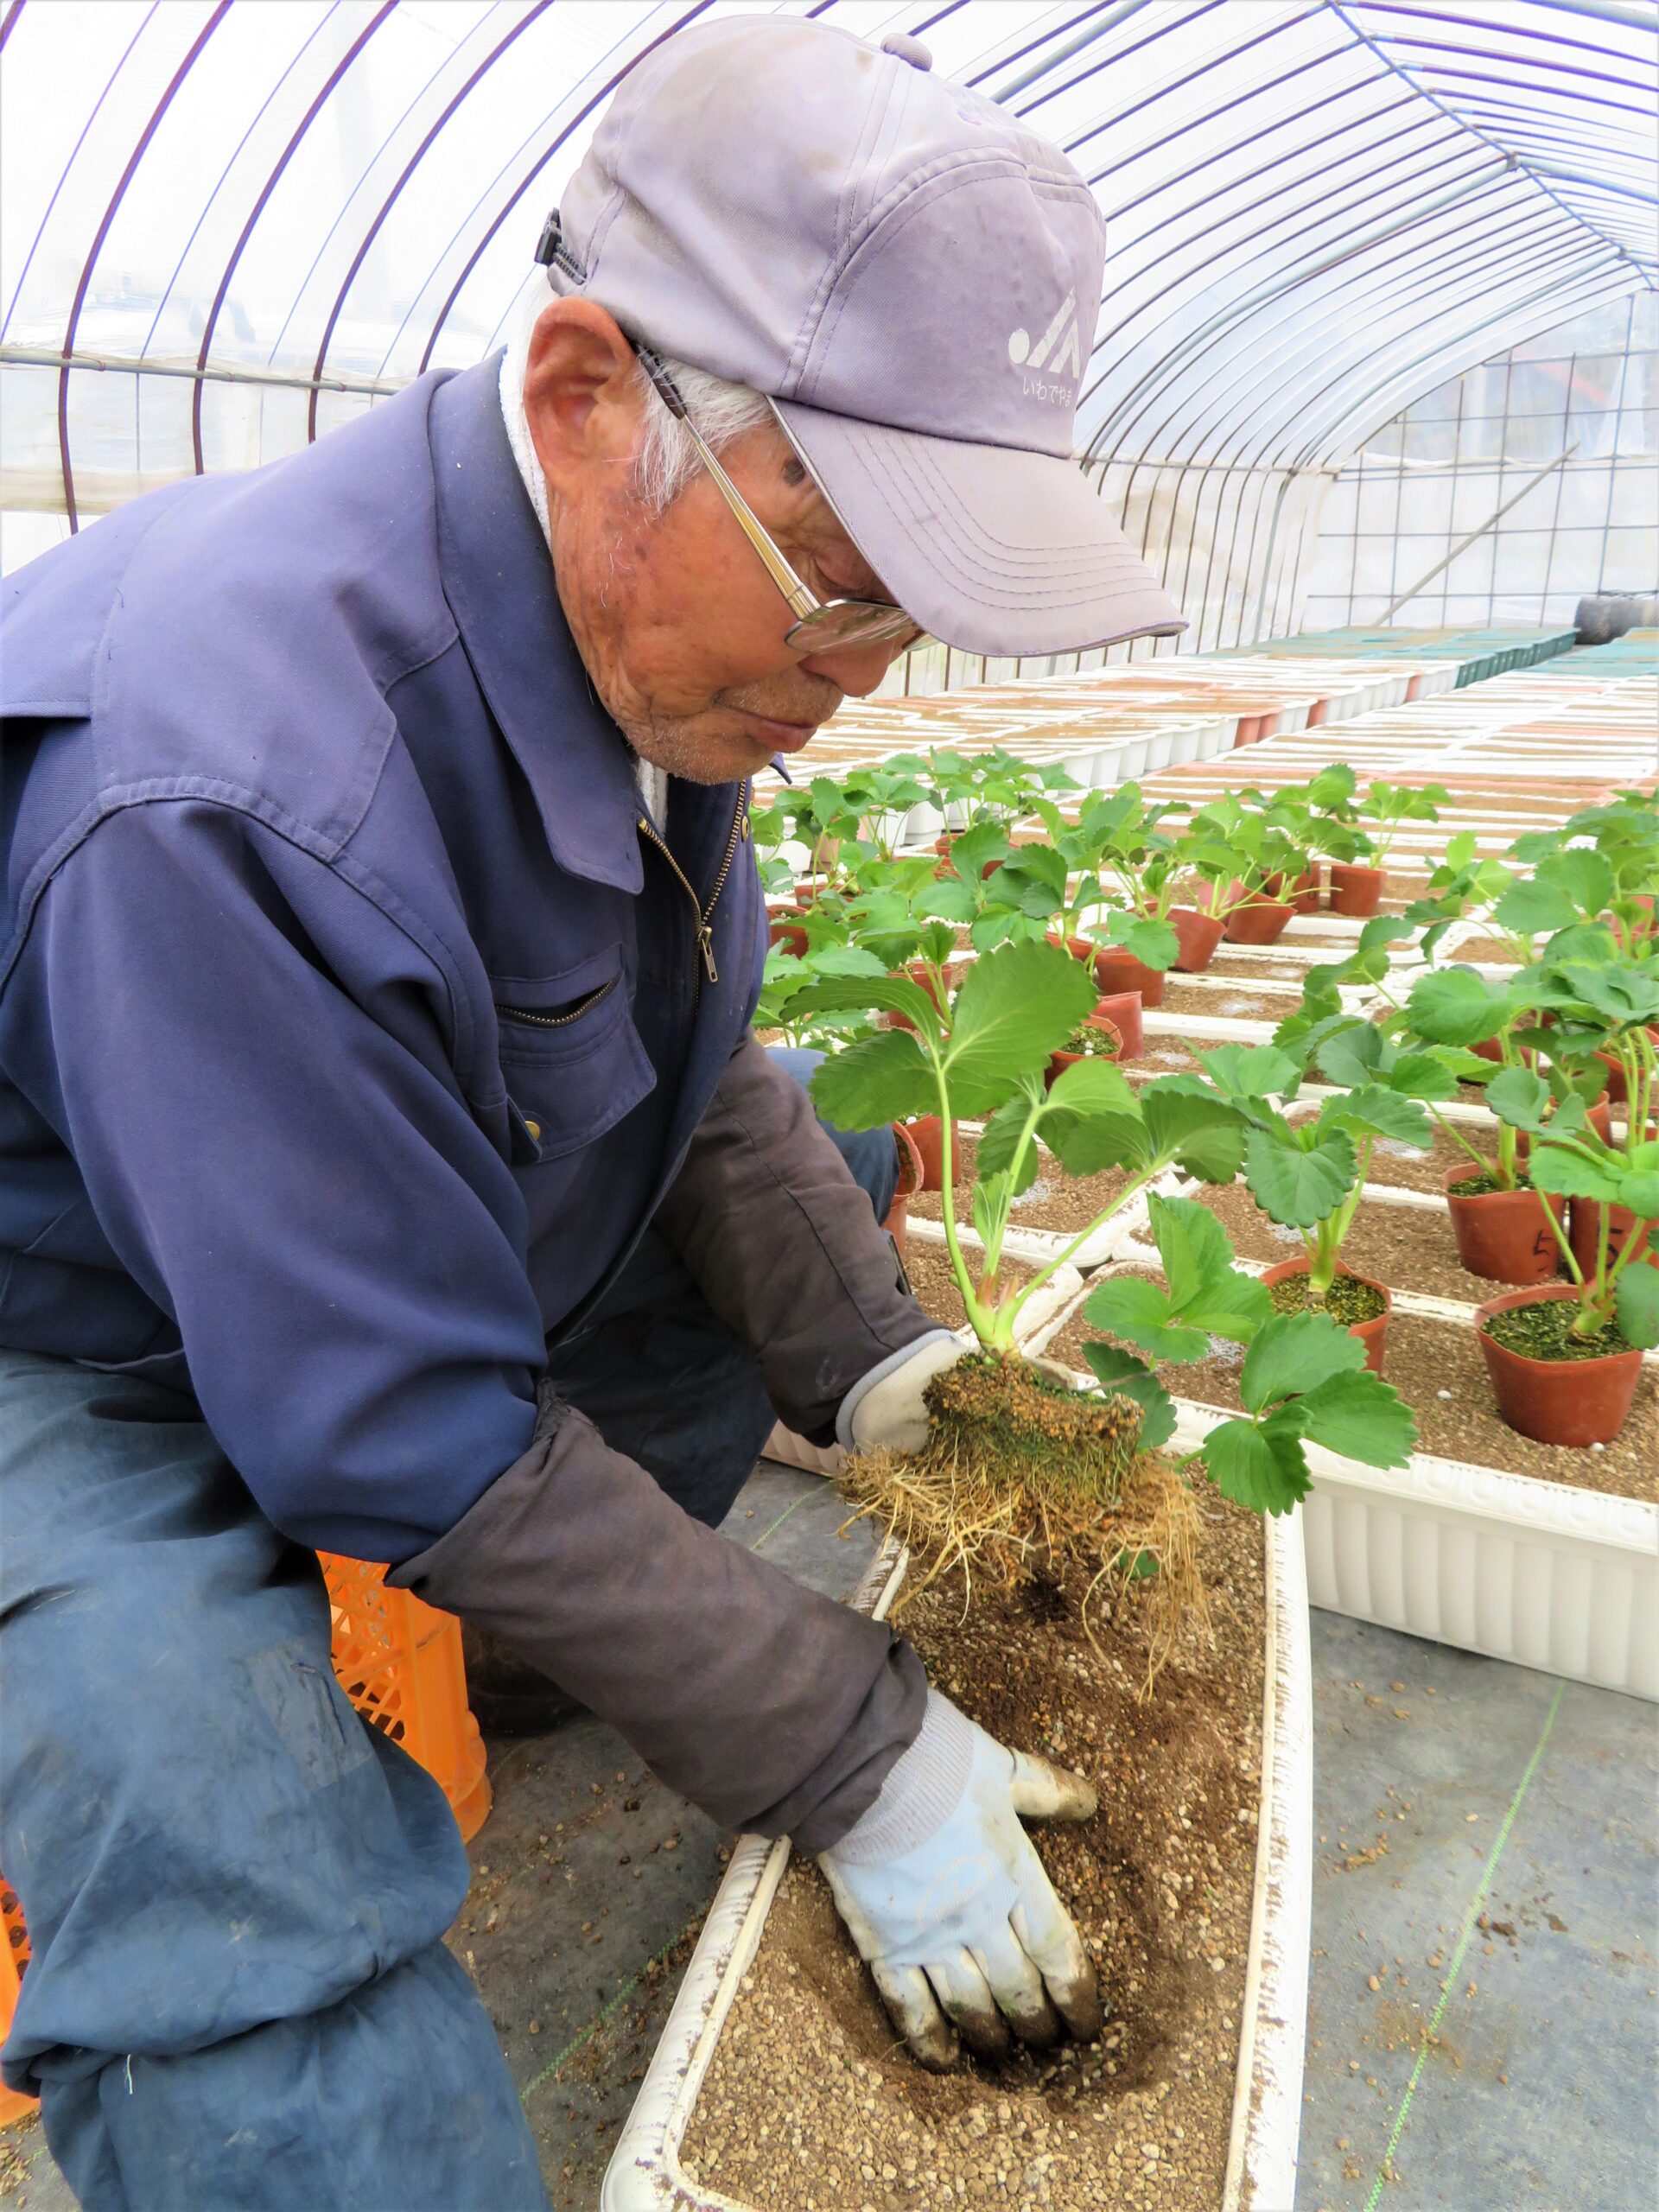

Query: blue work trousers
left=0, top=1053, right=893, bottom=2210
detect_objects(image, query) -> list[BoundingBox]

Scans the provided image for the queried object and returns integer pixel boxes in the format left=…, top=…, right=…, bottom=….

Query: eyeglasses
left=634, top=343, right=925, bottom=656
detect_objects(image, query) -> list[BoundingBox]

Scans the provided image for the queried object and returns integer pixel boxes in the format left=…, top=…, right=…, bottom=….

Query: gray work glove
left=818, top=1690, right=1103, bottom=2070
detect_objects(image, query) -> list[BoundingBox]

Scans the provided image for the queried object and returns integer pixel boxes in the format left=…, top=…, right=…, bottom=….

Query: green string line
left=751, top=1485, right=814, bottom=1553
left=519, top=1911, right=704, bottom=2106
left=1361, top=1678, right=1565, bottom=2212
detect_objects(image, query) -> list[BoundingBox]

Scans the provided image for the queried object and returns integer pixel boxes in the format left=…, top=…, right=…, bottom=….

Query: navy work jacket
left=0, top=359, right=766, bottom=1560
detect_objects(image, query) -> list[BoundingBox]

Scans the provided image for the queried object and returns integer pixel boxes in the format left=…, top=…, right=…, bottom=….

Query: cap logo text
left=1007, top=290, right=1084, bottom=379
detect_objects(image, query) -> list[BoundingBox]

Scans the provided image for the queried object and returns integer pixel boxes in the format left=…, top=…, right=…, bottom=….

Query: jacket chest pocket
left=490, top=947, right=655, bottom=1164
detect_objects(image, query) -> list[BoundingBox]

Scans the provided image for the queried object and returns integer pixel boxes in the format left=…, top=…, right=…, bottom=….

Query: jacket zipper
left=637, top=793, right=748, bottom=988
left=494, top=977, right=617, bottom=1027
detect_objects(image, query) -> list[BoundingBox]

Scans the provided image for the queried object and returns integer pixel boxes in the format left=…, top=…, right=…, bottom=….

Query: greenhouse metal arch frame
left=1, top=0, right=1653, bottom=606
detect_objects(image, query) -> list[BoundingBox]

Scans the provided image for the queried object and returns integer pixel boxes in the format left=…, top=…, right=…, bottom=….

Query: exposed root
left=840, top=1356, right=1207, bottom=1694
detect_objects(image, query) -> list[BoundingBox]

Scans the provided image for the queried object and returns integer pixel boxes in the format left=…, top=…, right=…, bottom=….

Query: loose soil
left=1482, top=1300, right=1630, bottom=1363
left=1052, top=1286, right=1656, bottom=1502
left=1135, top=1043, right=1208, bottom=1077
left=1451, top=934, right=1517, bottom=965
left=1363, top=1126, right=1500, bottom=1196
left=1205, top=952, right=1324, bottom=982
left=900, top=1239, right=1037, bottom=1337
left=910, top=1135, right=1141, bottom=1240
left=681, top=1504, right=1268, bottom=2210
left=1159, top=980, right=1294, bottom=1025
left=1265, top=1269, right=1387, bottom=1325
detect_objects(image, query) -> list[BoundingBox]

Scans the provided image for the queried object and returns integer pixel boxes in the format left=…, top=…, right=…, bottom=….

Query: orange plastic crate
left=319, top=1555, right=492, bottom=1847
left=0, top=1565, right=488, bottom=2124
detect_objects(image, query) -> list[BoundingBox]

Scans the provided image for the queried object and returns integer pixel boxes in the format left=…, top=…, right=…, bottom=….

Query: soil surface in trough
left=910, top=1135, right=1141, bottom=1241
left=1362, top=1125, right=1502, bottom=1195
left=900, top=1239, right=1036, bottom=1337
left=1451, top=933, right=1518, bottom=965
left=1158, top=980, right=1295, bottom=1025
left=681, top=1504, right=1267, bottom=2210
left=1052, top=1285, right=1656, bottom=1502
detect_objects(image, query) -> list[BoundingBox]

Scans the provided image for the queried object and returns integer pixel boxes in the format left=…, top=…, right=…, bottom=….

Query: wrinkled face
left=524, top=300, right=918, bottom=785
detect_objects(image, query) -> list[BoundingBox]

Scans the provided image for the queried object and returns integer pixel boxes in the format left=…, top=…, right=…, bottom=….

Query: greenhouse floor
left=1, top=1466, right=1653, bottom=2212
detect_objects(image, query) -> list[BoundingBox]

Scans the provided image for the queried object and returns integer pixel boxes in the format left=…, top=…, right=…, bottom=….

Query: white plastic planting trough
left=602, top=1505, right=1313, bottom=2212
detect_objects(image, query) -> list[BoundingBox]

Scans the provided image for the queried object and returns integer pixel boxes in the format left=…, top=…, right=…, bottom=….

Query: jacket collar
left=428, top=358, right=644, bottom=894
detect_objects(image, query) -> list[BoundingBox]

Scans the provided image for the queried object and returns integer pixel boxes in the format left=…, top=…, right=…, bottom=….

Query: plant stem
left=1002, top=1156, right=1172, bottom=1332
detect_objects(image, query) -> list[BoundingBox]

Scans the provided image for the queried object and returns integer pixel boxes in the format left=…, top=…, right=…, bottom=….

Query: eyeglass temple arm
left=635, top=345, right=817, bottom=622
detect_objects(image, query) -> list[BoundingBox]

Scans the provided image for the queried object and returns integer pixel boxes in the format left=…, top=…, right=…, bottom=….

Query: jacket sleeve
left=388, top=1382, right=926, bottom=1849
left=12, top=798, right=548, bottom=1560
left=653, top=1032, right=941, bottom=1443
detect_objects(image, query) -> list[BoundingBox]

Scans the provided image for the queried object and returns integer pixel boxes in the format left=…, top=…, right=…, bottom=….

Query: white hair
left=500, top=289, right=775, bottom=534
left=630, top=355, right=775, bottom=517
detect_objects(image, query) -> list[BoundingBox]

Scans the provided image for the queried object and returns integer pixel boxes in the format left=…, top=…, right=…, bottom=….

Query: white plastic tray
left=601, top=1512, right=1313, bottom=2212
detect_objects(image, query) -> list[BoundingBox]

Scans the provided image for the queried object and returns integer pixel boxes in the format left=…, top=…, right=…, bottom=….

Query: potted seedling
left=1348, top=777, right=1450, bottom=915
left=1176, top=793, right=1300, bottom=944
left=1190, top=1029, right=1440, bottom=1372
left=1081, top=782, right=1224, bottom=971
left=1492, top=828, right=1659, bottom=1103
left=1398, top=958, right=1615, bottom=1284
left=1477, top=981, right=1659, bottom=1448
left=837, top=754, right=932, bottom=862
left=976, top=810, right=1180, bottom=1054
left=1082, top=1192, right=1417, bottom=1516
left=924, top=746, right=1077, bottom=872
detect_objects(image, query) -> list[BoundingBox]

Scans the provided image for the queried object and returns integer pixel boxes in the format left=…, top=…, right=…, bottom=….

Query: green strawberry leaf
left=1527, top=1143, right=1622, bottom=1201
left=1299, top=1370, right=1418, bottom=1466
left=1405, top=967, right=1516, bottom=1047
left=1239, top=1308, right=1366, bottom=1413
left=1616, top=1259, right=1659, bottom=1351
left=1313, top=1023, right=1383, bottom=1090
left=1194, top=1044, right=1301, bottom=1099
left=1199, top=1415, right=1313, bottom=1515
left=1243, top=1127, right=1357, bottom=1226
left=807, top=1030, right=938, bottom=1130
left=1044, top=1058, right=1137, bottom=1116
left=1082, top=1275, right=1209, bottom=1363
left=976, top=1095, right=1044, bottom=1197
left=1485, top=1065, right=1553, bottom=1133
left=1322, top=1084, right=1433, bottom=1147
left=944, top=940, right=1098, bottom=1114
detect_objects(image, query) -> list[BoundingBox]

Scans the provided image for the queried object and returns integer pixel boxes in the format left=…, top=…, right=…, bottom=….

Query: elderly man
left=0, top=18, right=1182, bottom=2207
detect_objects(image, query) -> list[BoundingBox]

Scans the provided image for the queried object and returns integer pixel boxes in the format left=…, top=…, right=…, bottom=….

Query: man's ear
left=524, top=298, right=644, bottom=496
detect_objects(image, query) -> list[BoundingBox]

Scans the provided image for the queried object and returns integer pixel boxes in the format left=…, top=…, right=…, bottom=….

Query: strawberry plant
left=1083, top=1193, right=1417, bottom=1511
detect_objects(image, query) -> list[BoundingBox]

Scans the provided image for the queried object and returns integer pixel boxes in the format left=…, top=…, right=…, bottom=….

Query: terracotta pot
left=1166, top=906, right=1226, bottom=972
left=1329, top=862, right=1385, bottom=917
left=1260, top=1258, right=1391, bottom=1374
left=1288, top=867, right=1322, bottom=915
left=904, top=1115, right=955, bottom=1194
left=1045, top=1014, right=1124, bottom=1090
left=1090, top=944, right=1166, bottom=1008
left=1091, top=990, right=1142, bottom=1060
left=766, top=907, right=810, bottom=958
left=1443, top=1166, right=1565, bottom=1285
left=884, top=959, right=962, bottom=1033
left=1224, top=893, right=1294, bottom=945
left=1596, top=1029, right=1659, bottom=1104
left=1514, top=1093, right=1612, bottom=1162
left=1474, top=1284, right=1643, bottom=1447
left=883, top=1121, right=926, bottom=1262
left=1469, top=1037, right=1540, bottom=1069
left=1567, top=1196, right=1658, bottom=1276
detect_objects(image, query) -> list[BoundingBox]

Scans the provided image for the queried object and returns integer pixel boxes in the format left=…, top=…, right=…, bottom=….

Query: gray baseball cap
left=540, top=16, right=1185, bottom=658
